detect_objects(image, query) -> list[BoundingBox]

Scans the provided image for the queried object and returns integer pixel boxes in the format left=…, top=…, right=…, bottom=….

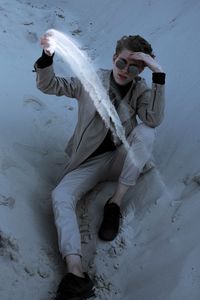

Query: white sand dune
left=0, top=1, right=200, bottom=299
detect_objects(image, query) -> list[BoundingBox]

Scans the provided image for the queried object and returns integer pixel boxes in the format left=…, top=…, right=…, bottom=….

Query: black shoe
left=54, top=272, right=95, bottom=300
left=98, top=199, right=122, bottom=241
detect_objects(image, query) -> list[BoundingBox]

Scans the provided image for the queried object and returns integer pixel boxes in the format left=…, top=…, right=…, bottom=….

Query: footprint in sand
left=0, top=230, right=20, bottom=262
left=25, top=30, right=38, bottom=43
left=23, top=95, right=47, bottom=111
left=32, top=246, right=62, bottom=280
left=192, top=174, right=200, bottom=186
left=0, top=194, right=15, bottom=208
left=171, top=174, right=200, bottom=222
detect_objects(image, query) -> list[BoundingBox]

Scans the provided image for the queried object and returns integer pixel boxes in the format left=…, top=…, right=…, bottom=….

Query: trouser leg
left=107, top=123, right=156, bottom=186
left=51, top=152, right=113, bottom=259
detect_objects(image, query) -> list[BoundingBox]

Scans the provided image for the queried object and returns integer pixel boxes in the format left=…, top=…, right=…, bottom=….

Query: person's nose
left=122, top=64, right=129, bottom=74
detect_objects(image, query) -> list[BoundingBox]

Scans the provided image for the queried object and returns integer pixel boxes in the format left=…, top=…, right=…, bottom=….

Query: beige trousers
left=52, top=123, right=155, bottom=258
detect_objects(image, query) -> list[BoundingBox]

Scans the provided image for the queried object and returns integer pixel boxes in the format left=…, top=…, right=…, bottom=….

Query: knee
left=51, top=185, right=77, bottom=210
left=134, top=123, right=155, bottom=144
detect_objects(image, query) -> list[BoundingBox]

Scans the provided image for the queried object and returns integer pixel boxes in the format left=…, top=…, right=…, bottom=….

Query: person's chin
left=115, top=74, right=131, bottom=85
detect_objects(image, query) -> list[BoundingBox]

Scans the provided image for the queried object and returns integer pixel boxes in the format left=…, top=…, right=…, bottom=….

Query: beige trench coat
left=34, top=63, right=165, bottom=178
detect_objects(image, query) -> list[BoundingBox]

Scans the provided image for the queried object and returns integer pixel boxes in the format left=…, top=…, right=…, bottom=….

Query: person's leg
left=110, top=123, right=156, bottom=204
left=52, top=152, right=113, bottom=274
left=98, top=123, right=155, bottom=241
left=109, top=182, right=129, bottom=206
left=52, top=153, right=115, bottom=299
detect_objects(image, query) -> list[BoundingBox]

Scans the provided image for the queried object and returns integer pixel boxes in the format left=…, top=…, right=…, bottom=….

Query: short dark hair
left=115, top=35, right=155, bottom=58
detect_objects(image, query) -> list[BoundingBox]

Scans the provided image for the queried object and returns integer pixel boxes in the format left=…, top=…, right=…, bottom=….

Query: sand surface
left=0, top=1, right=200, bottom=299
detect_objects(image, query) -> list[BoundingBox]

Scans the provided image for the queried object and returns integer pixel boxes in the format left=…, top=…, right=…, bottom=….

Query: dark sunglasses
left=115, top=58, right=140, bottom=75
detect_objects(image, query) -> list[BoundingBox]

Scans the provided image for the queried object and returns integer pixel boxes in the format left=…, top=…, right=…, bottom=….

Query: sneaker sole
left=67, top=289, right=95, bottom=300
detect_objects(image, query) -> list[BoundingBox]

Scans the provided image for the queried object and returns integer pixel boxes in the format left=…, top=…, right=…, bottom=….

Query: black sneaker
left=98, top=199, right=122, bottom=241
left=54, top=272, right=95, bottom=300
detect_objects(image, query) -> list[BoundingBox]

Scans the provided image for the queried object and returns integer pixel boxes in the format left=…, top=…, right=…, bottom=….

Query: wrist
left=152, top=72, right=166, bottom=85
left=44, top=49, right=54, bottom=57
left=35, top=50, right=54, bottom=69
left=152, top=67, right=164, bottom=73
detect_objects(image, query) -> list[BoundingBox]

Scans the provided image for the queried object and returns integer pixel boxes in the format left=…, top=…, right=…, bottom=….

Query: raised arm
left=34, top=34, right=82, bottom=99
left=131, top=52, right=166, bottom=127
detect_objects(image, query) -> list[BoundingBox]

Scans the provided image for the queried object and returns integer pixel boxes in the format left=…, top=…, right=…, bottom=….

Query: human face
left=112, top=49, right=144, bottom=85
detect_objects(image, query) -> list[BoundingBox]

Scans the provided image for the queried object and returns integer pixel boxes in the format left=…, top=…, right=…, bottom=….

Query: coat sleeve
left=34, top=63, right=83, bottom=100
left=136, top=79, right=165, bottom=128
